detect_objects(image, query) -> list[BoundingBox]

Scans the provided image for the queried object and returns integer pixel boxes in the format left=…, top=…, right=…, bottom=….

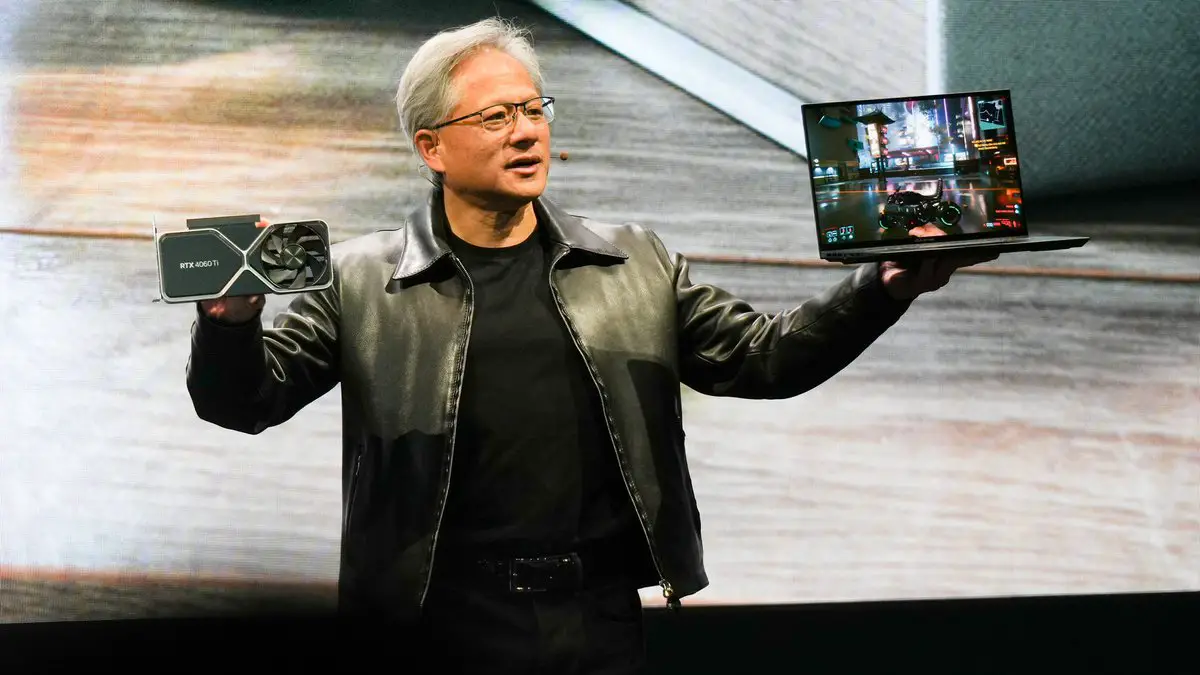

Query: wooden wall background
left=1, top=0, right=1196, bottom=621
left=624, top=0, right=928, bottom=103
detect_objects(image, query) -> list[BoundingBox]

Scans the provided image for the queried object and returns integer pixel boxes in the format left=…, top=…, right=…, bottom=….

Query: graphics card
left=154, top=214, right=333, bottom=303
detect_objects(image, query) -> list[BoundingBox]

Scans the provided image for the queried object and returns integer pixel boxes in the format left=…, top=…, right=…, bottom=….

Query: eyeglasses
left=431, top=96, right=556, bottom=133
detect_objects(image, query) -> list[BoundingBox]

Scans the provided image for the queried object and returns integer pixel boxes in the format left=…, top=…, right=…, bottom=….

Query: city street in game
left=803, top=92, right=1024, bottom=245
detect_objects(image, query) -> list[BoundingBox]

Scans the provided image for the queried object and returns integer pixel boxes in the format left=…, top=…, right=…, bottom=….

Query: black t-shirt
left=438, top=223, right=640, bottom=556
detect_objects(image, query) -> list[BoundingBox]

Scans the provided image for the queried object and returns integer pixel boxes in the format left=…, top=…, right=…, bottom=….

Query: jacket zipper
left=344, top=452, right=364, bottom=536
left=418, top=256, right=475, bottom=609
left=547, top=248, right=680, bottom=611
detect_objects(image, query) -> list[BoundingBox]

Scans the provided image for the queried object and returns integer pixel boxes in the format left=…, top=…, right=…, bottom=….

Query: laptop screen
left=801, top=90, right=1027, bottom=253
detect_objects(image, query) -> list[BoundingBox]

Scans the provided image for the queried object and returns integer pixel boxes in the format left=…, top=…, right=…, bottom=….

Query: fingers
left=200, top=295, right=264, bottom=321
left=961, top=253, right=1000, bottom=267
left=929, top=259, right=955, bottom=290
left=913, top=258, right=939, bottom=289
left=200, top=298, right=225, bottom=319
left=908, top=257, right=955, bottom=291
left=884, top=251, right=999, bottom=296
left=934, top=259, right=956, bottom=288
left=936, top=251, right=997, bottom=282
left=926, top=252, right=998, bottom=266
left=941, top=252, right=999, bottom=271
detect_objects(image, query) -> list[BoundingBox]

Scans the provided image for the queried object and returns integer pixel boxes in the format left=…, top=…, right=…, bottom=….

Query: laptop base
left=822, top=235, right=1090, bottom=264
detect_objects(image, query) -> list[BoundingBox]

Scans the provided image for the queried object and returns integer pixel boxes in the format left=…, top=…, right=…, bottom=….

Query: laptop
left=800, top=89, right=1088, bottom=263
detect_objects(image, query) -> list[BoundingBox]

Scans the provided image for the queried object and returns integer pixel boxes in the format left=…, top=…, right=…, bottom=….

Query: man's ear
left=414, top=130, right=445, bottom=173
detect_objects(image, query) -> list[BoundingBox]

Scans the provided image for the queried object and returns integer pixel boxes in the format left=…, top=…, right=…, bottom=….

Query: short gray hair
left=396, top=18, right=545, bottom=182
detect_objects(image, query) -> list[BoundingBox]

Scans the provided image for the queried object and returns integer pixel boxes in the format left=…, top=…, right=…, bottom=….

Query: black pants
left=418, top=575, right=648, bottom=674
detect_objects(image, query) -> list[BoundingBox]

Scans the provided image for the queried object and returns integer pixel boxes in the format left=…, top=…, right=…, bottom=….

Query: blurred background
left=1, top=0, right=1197, bottom=622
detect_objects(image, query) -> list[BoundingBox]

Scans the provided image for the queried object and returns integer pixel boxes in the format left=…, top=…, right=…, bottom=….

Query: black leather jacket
left=186, top=189, right=911, bottom=620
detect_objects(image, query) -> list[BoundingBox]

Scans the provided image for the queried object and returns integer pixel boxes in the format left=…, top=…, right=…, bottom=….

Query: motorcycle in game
left=878, top=178, right=963, bottom=231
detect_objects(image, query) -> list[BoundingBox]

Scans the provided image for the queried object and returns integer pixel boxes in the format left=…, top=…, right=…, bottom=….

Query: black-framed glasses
left=431, top=96, right=556, bottom=132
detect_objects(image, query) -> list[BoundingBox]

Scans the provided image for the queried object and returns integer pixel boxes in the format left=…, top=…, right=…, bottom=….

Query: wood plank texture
left=624, top=0, right=929, bottom=103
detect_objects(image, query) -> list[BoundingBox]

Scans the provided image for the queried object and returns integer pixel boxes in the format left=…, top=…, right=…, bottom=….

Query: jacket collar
left=391, top=188, right=628, bottom=281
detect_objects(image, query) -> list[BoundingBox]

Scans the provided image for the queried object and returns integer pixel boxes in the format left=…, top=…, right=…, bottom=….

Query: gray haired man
left=188, top=17, right=991, bottom=674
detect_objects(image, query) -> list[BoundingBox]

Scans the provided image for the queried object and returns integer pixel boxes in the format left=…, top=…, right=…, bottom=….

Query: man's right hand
left=200, top=295, right=265, bottom=325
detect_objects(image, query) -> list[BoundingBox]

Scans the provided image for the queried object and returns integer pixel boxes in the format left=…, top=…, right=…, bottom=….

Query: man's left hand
left=880, top=252, right=999, bottom=301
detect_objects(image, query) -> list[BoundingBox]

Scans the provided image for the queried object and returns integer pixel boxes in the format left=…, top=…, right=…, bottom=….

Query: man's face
left=423, top=49, right=550, bottom=209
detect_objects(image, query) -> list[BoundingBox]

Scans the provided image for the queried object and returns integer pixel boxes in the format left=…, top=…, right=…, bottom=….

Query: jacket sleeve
left=666, top=241, right=912, bottom=399
left=185, top=280, right=341, bottom=435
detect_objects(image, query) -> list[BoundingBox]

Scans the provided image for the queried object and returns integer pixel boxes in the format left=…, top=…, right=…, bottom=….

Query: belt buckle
left=508, top=553, right=582, bottom=593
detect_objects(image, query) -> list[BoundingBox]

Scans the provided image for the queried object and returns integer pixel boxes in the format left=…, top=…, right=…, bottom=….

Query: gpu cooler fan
left=258, top=223, right=329, bottom=291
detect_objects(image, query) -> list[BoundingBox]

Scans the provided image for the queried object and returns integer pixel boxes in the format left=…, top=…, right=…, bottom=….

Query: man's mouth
left=505, top=156, right=542, bottom=173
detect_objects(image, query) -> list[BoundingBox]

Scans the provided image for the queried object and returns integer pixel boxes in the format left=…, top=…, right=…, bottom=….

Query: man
left=187, top=17, right=993, bottom=674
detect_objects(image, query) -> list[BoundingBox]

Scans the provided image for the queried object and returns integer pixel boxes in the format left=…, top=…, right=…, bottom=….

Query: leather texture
left=186, top=188, right=912, bottom=621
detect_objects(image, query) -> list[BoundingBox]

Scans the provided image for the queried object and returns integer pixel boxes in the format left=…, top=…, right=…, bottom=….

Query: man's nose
left=509, top=109, right=539, bottom=142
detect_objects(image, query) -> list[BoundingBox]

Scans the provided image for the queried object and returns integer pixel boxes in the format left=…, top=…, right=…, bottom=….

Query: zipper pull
left=660, top=579, right=681, bottom=612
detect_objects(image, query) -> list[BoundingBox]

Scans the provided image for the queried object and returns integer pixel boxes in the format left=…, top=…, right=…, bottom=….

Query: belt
left=435, top=547, right=635, bottom=593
